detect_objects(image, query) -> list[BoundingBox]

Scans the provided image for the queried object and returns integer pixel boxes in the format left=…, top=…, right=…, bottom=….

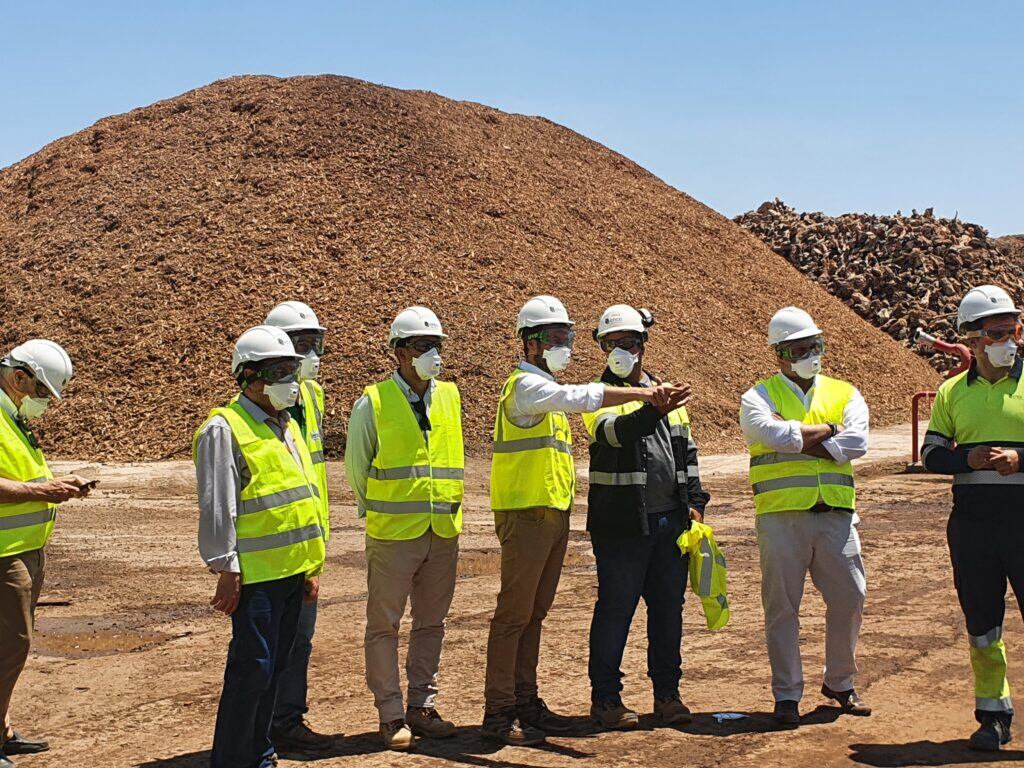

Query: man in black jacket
left=581, top=305, right=708, bottom=730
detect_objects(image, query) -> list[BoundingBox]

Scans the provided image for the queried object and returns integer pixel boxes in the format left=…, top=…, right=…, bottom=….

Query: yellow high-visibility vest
left=490, top=369, right=574, bottom=512
left=193, top=401, right=325, bottom=585
left=0, top=408, right=56, bottom=558
left=677, top=521, right=730, bottom=630
left=747, top=373, right=856, bottom=514
left=364, top=378, right=464, bottom=541
left=301, top=380, right=329, bottom=541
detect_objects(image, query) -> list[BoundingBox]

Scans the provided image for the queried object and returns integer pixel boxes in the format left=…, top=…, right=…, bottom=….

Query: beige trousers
left=756, top=511, right=866, bottom=702
left=0, top=548, right=45, bottom=738
left=364, top=530, right=459, bottom=723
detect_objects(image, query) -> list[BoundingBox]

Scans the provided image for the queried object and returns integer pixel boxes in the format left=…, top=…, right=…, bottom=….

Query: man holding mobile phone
left=0, top=339, right=90, bottom=768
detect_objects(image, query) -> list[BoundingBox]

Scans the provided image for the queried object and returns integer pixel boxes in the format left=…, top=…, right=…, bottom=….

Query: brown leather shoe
left=406, top=707, right=456, bottom=739
left=821, top=685, right=872, bottom=716
left=654, top=696, right=693, bottom=725
left=380, top=719, right=416, bottom=751
left=518, top=697, right=575, bottom=735
left=272, top=719, right=335, bottom=752
left=591, top=699, right=639, bottom=730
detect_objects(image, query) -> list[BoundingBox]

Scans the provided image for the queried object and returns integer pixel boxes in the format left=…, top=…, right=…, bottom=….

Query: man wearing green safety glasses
left=739, top=306, right=871, bottom=726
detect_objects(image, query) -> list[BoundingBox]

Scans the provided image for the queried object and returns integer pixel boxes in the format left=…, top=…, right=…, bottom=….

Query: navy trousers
left=211, top=573, right=304, bottom=768
left=589, top=512, right=688, bottom=703
left=272, top=597, right=318, bottom=732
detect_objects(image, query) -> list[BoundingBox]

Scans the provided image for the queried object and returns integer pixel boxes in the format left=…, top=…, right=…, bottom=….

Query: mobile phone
left=79, top=479, right=99, bottom=491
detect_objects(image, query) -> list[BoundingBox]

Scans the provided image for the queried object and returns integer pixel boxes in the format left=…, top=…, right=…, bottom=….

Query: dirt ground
left=11, top=451, right=1023, bottom=768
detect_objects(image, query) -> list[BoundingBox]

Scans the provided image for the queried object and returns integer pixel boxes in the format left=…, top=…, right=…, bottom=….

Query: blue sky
left=2, top=1, right=1021, bottom=234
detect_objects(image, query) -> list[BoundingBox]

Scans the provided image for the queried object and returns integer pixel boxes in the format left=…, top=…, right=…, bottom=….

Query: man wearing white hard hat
left=0, top=340, right=89, bottom=768
left=582, top=305, right=711, bottom=730
left=344, top=307, right=463, bottom=751
left=482, top=296, right=690, bottom=746
left=923, top=285, right=1024, bottom=751
left=194, top=326, right=327, bottom=768
left=739, top=307, right=870, bottom=725
left=264, top=301, right=333, bottom=753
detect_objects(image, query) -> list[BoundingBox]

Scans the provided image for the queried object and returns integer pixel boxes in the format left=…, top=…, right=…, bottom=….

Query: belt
left=809, top=503, right=853, bottom=514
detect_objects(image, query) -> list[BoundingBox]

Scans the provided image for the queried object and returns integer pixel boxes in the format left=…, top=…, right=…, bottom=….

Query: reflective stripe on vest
left=364, top=378, right=464, bottom=541
left=0, top=408, right=56, bottom=558
left=301, top=380, right=329, bottom=541
left=747, top=374, right=856, bottom=514
left=193, top=401, right=325, bottom=585
left=954, top=471, right=1024, bottom=486
left=491, top=369, right=575, bottom=512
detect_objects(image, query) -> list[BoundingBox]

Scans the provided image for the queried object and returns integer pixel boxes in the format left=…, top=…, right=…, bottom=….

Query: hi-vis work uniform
left=0, top=390, right=56, bottom=739
left=344, top=373, right=464, bottom=723
left=484, top=362, right=605, bottom=714
left=923, top=357, right=1024, bottom=725
left=272, top=378, right=331, bottom=735
left=581, top=370, right=711, bottom=704
left=195, top=394, right=326, bottom=768
left=739, top=372, right=869, bottom=702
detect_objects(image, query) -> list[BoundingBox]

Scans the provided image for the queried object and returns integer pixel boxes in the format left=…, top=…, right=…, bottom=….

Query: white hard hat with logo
left=3, top=339, right=74, bottom=399
left=595, top=305, right=655, bottom=339
left=516, top=295, right=574, bottom=335
left=768, top=307, right=823, bottom=346
left=389, top=307, right=447, bottom=347
left=232, top=325, right=302, bottom=376
left=264, top=301, right=326, bottom=333
left=957, top=285, right=1020, bottom=331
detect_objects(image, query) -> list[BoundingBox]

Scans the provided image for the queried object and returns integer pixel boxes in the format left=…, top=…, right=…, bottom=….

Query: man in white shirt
left=482, top=295, right=689, bottom=746
left=738, top=306, right=870, bottom=725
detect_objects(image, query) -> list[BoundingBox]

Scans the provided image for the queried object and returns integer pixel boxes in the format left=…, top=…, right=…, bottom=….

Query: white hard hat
left=768, top=307, right=823, bottom=346
left=516, top=295, right=574, bottom=335
left=595, top=305, right=655, bottom=339
left=3, top=339, right=73, bottom=400
left=232, top=325, right=302, bottom=376
left=957, top=285, right=1020, bottom=331
left=264, top=301, right=326, bottom=333
left=389, top=306, right=447, bottom=347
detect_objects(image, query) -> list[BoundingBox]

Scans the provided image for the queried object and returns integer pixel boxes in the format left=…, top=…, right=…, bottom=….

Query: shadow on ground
left=849, top=740, right=1024, bottom=766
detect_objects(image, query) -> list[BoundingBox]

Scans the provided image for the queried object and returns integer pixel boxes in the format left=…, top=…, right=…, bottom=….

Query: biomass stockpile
left=736, top=199, right=1024, bottom=369
left=0, top=76, right=939, bottom=460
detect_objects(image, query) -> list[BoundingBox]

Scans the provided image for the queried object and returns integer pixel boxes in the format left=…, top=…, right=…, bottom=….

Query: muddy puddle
left=34, top=616, right=179, bottom=659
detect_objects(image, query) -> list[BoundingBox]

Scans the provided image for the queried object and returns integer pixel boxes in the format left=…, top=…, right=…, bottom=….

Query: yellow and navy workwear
left=581, top=369, right=709, bottom=538
left=0, top=408, right=56, bottom=558
left=363, top=377, right=464, bottom=541
left=924, top=356, right=1024, bottom=723
left=193, top=401, right=325, bottom=585
left=491, top=369, right=574, bottom=512
left=747, top=373, right=856, bottom=514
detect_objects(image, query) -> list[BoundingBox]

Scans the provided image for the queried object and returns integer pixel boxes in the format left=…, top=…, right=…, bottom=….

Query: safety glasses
left=776, top=337, right=826, bottom=361
left=525, top=328, right=576, bottom=348
left=289, top=331, right=324, bottom=356
left=14, top=368, right=52, bottom=399
left=406, top=338, right=443, bottom=354
left=964, top=324, right=1023, bottom=342
left=255, top=359, right=301, bottom=383
left=599, top=335, right=644, bottom=353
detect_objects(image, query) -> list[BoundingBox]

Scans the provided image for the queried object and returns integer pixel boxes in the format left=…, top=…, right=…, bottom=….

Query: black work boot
left=481, top=709, right=546, bottom=746
left=518, top=697, right=575, bottom=735
left=969, top=715, right=1013, bottom=751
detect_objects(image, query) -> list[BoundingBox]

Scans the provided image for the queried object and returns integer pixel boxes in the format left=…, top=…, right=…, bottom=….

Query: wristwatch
left=827, top=423, right=839, bottom=438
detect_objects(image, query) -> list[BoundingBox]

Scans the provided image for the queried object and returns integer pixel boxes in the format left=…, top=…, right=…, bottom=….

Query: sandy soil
left=10, top=447, right=1021, bottom=768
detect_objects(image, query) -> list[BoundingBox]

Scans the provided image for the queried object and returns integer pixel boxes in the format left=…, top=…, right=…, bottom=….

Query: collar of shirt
left=778, top=371, right=816, bottom=406
left=391, top=371, right=435, bottom=403
left=966, top=355, right=1024, bottom=385
left=0, top=388, right=16, bottom=421
left=237, top=393, right=291, bottom=428
left=518, top=360, right=554, bottom=382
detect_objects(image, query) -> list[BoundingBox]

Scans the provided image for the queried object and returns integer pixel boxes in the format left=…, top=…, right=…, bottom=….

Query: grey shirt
left=344, top=372, right=436, bottom=518
left=195, top=394, right=303, bottom=574
left=639, top=373, right=681, bottom=515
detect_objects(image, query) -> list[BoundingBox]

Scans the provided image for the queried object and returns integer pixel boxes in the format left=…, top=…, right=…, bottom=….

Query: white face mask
left=412, top=348, right=442, bottom=381
left=542, top=345, right=572, bottom=373
left=985, top=339, right=1019, bottom=368
left=18, top=396, right=49, bottom=421
left=298, top=353, right=320, bottom=382
left=790, top=354, right=822, bottom=381
left=607, top=347, right=639, bottom=378
left=264, top=380, right=300, bottom=410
